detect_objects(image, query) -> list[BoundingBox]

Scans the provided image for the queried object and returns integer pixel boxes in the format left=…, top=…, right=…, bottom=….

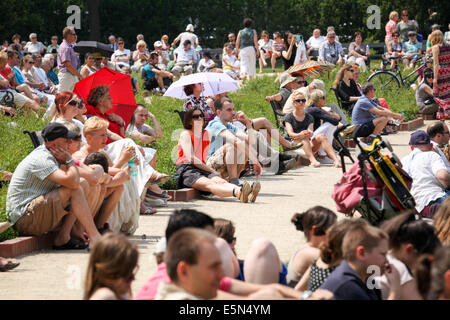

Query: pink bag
left=332, top=162, right=382, bottom=214
left=378, top=98, right=390, bottom=110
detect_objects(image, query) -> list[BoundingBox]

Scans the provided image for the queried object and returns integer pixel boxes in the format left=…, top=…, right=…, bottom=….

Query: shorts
left=206, top=145, right=246, bottom=180
left=356, top=120, right=375, bottom=138
left=0, top=89, right=29, bottom=108
left=236, top=260, right=288, bottom=285
left=14, top=188, right=70, bottom=236
left=144, top=77, right=158, bottom=90
left=174, top=163, right=219, bottom=189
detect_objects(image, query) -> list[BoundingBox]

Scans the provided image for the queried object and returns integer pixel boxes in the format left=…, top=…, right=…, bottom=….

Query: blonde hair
left=389, top=11, right=399, bottom=20
left=306, top=89, right=324, bottom=108
left=291, top=90, right=306, bottom=101
left=161, top=35, right=169, bottom=41
left=136, top=40, right=147, bottom=49
left=84, top=233, right=138, bottom=300
left=83, top=116, right=109, bottom=136
left=59, top=120, right=81, bottom=135
left=429, top=30, right=444, bottom=46
left=0, top=51, right=7, bottom=64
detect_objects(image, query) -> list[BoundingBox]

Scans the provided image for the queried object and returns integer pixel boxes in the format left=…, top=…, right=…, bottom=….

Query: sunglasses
left=226, top=237, right=237, bottom=244
left=26, top=61, right=34, bottom=64
left=402, top=14, right=409, bottom=17
left=192, top=114, right=204, bottom=119
left=118, top=42, right=124, bottom=45
left=66, top=98, right=83, bottom=108
left=297, top=80, right=307, bottom=85
left=295, top=98, right=306, bottom=103
left=349, top=69, right=355, bottom=72
left=393, top=35, right=399, bottom=38
left=72, top=135, right=82, bottom=141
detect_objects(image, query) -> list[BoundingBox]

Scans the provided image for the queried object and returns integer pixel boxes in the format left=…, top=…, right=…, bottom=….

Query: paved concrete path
left=0, top=122, right=431, bottom=299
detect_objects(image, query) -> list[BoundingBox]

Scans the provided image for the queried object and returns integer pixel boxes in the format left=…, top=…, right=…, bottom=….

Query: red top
left=0, top=66, right=16, bottom=87
left=176, top=129, right=210, bottom=166
left=85, top=104, right=124, bottom=144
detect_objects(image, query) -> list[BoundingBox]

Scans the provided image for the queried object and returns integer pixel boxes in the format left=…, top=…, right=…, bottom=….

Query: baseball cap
left=408, top=31, right=417, bottom=36
left=41, top=122, right=78, bottom=142
left=409, top=130, right=430, bottom=145
left=153, top=41, right=163, bottom=48
left=186, top=24, right=194, bottom=32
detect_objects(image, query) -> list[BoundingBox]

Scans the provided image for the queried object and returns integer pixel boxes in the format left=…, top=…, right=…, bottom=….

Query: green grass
left=0, top=62, right=419, bottom=241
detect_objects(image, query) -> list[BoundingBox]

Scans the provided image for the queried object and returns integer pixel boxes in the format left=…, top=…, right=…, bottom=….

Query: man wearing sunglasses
left=57, top=26, right=82, bottom=93
left=427, top=121, right=450, bottom=171
left=265, top=73, right=304, bottom=108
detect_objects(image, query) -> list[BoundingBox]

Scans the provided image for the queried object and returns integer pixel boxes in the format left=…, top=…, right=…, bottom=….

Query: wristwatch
left=300, top=290, right=313, bottom=300
left=65, top=158, right=75, bottom=165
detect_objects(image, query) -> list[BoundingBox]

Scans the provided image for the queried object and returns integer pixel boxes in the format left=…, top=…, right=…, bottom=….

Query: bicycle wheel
left=368, top=71, right=400, bottom=96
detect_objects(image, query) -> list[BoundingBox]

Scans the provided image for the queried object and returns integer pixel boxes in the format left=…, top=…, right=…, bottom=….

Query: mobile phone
left=296, top=35, right=302, bottom=43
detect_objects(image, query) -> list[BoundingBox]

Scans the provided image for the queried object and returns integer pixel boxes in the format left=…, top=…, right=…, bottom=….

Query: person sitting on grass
left=205, top=97, right=262, bottom=191
left=197, top=50, right=216, bottom=73
left=319, top=220, right=402, bottom=300
left=351, top=82, right=404, bottom=142
left=142, top=52, right=174, bottom=94
left=126, top=104, right=162, bottom=166
left=402, top=31, right=422, bottom=70
left=6, top=122, right=102, bottom=250
left=305, top=89, right=343, bottom=166
left=265, top=72, right=303, bottom=109
left=332, top=64, right=361, bottom=113
left=84, top=233, right=139, bottom=300
left=175, top=107, right=258, bottom=203
left=222, top=44, right=241, bottom=80
left=270, top=32, right=285, bottom=73
left=284, top=90, right=341, bottom=167
left=286, top=206, right=337, bottom=287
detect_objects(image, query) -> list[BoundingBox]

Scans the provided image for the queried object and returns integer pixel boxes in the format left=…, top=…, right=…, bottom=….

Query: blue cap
left=409, top=130, right=430, bottom=145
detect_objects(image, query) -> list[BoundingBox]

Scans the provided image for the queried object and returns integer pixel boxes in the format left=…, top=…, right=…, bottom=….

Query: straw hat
left=279, top=73, right=297, bottom=89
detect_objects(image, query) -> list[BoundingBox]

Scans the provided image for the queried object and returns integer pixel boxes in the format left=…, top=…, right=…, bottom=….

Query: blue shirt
left=351, top=95, right=377, bottom=125
left=403, top=40, right=421, bottom=54
left=142, top=64, right=156, bottom=80
left=176, top=47, right=197, bottom=64
left=9, top=65, right=25, bottom=85
left=47, top=69, right=59, bottom=85
left=319, top=260, right=382, bottom=300
left=205, top=116, right=238, bottom=158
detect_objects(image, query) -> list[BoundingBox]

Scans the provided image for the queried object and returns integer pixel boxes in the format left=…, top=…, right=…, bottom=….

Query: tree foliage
left=1, top=0, right=448, bottom=48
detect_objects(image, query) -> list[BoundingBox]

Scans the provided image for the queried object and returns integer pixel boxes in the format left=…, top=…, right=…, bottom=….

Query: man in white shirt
left=153, top=41, right=169, bottom=70
left=406, top=131, right=450, bottom=214
left=111, top=38, right=131, bottom=69
left=306, top=29, right=325, bottom=58
left=427, top=121, right=450, bottom=171
left=24, top=33, right=46, bottom=55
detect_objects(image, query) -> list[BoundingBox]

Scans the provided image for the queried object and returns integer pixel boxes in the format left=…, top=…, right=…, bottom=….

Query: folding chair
left=269, top=100, right=291, bottom=141
left=174, top=110, right=185, bottom=124
left=23, top=130, right=44, bottom=149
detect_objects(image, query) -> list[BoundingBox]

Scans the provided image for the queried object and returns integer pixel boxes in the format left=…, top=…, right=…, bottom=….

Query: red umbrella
left=73, top=67, right=137, bottom=128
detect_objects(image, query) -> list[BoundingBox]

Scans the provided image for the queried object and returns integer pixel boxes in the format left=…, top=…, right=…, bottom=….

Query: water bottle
left=128, top=157, right=138, bottom=177
left=394, top=113, right=404, bottom=126
left=366, top=44, right=370, bottom=55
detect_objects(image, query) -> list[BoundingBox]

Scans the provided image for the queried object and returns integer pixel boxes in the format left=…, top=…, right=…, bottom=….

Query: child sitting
left=197, top=50, right=216, bottom=73
left=222, top=44, right=240, bottom=80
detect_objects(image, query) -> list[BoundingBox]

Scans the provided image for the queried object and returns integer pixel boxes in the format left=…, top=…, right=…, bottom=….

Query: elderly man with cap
left=6, top=123, right=102, bottom=250
left=265, top=72, right=303, bottom=109
left=154, top=41, right=170, bottom=71
left=401, top=130, right=450, bottom=215
left=172, top=40, right=197, bottom=78
left=172, top=24, right=199, bottom=50
left=402, top=31, right=422, bottom=70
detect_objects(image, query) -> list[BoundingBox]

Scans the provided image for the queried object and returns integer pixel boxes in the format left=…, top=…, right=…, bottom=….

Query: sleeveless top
left=83, top=65, right=97, bottom=76
left=239, top=28, right=254, bottom=49
left=307, top=260, right=338, bottom=292
left=389, top=41, right=403, bottom=54
left=176, top=129, right=210, bottom=165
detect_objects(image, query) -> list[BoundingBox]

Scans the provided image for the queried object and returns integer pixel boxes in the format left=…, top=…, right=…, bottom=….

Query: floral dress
left=434, top=44, right=450, bottom=119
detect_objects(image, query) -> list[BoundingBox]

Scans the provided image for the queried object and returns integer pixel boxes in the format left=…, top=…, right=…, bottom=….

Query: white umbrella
left=163, top=72, right=239, bottom=99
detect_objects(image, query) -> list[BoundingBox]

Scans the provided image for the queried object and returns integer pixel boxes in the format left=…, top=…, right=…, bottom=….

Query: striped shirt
left=6, top=145, right=60, bottom=225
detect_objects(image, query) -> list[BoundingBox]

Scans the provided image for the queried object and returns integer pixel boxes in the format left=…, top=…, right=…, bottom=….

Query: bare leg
left=301, top=139, right=320, bottom=167
left=215, top=237, right=240, bottom=278
left=95, top=185, right=124, bottom=228
left=373, top=117, right=389, bottom=135
left=312, top=134, right=340, bottom=167
left=252, top=118, right=291, bottom=148
left=156, top=74, right=165, bottom=90
left=150, top=153, right=157, bottom=169
left=53, top=185, right=101, bottom=247
left=192, top=176, right=239, bottom=198
left=243, top=238, right=284, bottom=284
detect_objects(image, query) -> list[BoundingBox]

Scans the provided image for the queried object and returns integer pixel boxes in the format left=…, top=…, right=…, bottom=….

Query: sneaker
left=283, top=142, right=303, bottom=152
left=318, top=156, right=334, bottom=165
left=238, top=181, right=252, bottom=203
left=283, top=158, right=297, bottom=171
left=161, top=88, right=167, bottom=94
left=248, top=181, right=261, bottom=203
left=144, top=197, right=168, bottom=208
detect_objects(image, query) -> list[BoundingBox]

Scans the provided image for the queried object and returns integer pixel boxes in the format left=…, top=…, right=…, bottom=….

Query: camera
left=330, top=54, right=336, bottom=58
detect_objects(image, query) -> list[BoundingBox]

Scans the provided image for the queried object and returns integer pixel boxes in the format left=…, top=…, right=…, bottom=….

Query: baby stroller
left=332, top=125, right=417, bottom=225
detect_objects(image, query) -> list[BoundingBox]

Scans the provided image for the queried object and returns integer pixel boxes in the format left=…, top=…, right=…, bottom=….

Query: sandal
left=0, top=261, right=20, bottom=272
left=53, top=239, right=88, bottom=250
left=145, top=173, right=171, bottom=187
left=311, top=162, right=321, bottom=167
left=146, top=189, right=172, bottom=200
left=248, top=182, right=261, bottom=203
left=140, top=206, right=157, bottom=215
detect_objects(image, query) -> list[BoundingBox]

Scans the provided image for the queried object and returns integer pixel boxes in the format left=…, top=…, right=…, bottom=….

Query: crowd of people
left=1, top=12, right=450, bottom=302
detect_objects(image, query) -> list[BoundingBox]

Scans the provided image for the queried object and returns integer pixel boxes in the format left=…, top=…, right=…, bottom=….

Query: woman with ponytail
left=378, top=211, right=441, bottom=299
left=295, top=219, right=366, bottom=292
left=286, top=206, right=337, bottom=287
left=84, top=233, right=139, bottom=300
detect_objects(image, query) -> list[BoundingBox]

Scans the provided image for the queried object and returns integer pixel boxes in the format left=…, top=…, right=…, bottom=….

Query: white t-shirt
left=401, top=148, right=422, bottom=176
left=112, top=49, right=131, bottom=67
left=222, top=54, right=239, bottom=70
left=177, top=32, right=198, bottom=49
left=198, top=58, right=214, bottom=70
left=375, top=254, right=414, bottom=300
left=33, top=66, right=48, bottom=86
left=258, top=39, right=273, bottom=52
left=431, top=140, right=450, bottom=171
left=306, top=36, right=325, bottom=49
left=409, top=150, right=447, bottom=212
left=25, top=41, right=46, bottom=54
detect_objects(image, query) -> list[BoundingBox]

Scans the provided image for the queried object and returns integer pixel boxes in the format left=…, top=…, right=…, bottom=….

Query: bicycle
left=367, top=55, right=432, bottom=96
